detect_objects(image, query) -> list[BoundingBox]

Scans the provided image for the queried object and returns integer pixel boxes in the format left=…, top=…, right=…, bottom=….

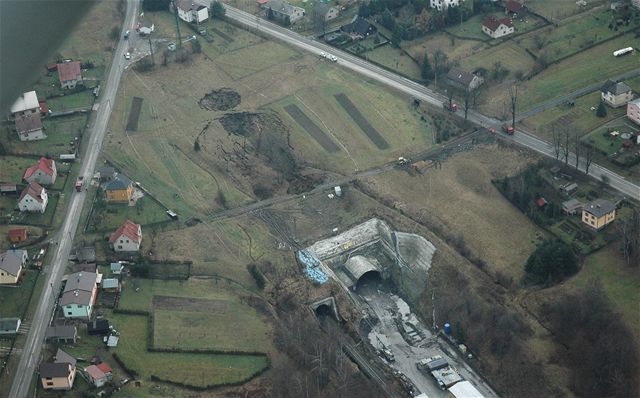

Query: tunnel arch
left=345, top=255, right=379, bottom=283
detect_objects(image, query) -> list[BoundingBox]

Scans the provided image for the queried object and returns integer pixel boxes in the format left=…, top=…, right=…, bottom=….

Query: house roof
left=583, top=199, right=616, bottom=217
left=342, top=17, right=375, bottom=36
left=601, top=80, right=632, bottom=95
left=0, top=318, right=21, bottom=332
left=175, top=0, right=205, bottom=11
left=102, top=278, right=119, bottom=289
left=64, top=271, right=98, bottom=293
left=482, top=16, right=513, bottom=32
left=19, top=182, right=46, bottom=203
left=39, top=100, right=49, bottom=114
left=60, top=289, right=93, bottom=306
left=40, top=362, right=71, bottom=378
left=57, top=61, right=82, bottom=82
left=104, top=173, right=133, bottom=191
left=96, top=363, right=113, bottom=374
left=15, top=113, right=43, bottom=134
left=536, top=197, right=547, bottom=207
left=0, top=250, right=26, bottom=276
left=111, top=262, right=124, bottom=271
left=11, top=91, right=39, bottom=114
left=446, top=67, right=477, bottom=86
left=562, top=199, right=583, bottom=210
left=45, top=325, right=77, bottom=340
left=84, top=364, right=107, bottom=381
left=55, top=348, right=77, bottom=367
left=109, top=219, right=141, bottom=244
left=8, top=228, right=27, bottom=239
left=24, top=157, right=55, bottom=180
left=505, top=0, right=523, bottom=13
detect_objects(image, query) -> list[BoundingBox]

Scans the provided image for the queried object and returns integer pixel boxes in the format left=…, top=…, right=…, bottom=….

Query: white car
left=124, top=52, right=131, bottom=60
left=329, top=55, right=338, bottom=62
left=320, top=51, right=326, bottom=58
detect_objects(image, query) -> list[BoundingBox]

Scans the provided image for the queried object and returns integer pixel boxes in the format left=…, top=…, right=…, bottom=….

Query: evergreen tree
left=596, top=101, right=607, bottom=117
left=421, top=53, right=433, bottom=80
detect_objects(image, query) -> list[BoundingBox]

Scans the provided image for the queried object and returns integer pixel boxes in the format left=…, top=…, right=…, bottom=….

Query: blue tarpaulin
left=297, top=250, right=328, bottom=284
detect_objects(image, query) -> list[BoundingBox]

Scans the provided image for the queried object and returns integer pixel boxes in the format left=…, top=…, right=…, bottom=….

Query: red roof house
left=536, top=197, right=548, bottom=208
left=8, top=228, right=28, bottom=243
left=96, top=363, right=113, bottom=375
left=482, top=16, right=514, bottom=39
left=109, top=220, right=142, bottom=252
left=56, top=61, right=83, bottom=89
left=39, top=100, right=49, bottom=115
left=23, top=157, right=57, bottom=186
left=505, top=0, right=524, bottom=14
left=18, top=182, right=48, bottom=213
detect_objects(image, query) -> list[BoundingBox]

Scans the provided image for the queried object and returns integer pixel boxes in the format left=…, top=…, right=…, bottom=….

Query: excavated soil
left=218, top=111, right=286, bottom=138
left=198, top=88, right=241, bottom=111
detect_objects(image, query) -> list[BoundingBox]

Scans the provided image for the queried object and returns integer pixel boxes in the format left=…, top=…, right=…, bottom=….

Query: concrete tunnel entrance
left=355, top=270, right=383, bottom=293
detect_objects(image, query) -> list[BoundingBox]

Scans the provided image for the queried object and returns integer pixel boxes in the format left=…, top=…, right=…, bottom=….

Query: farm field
left=361, top=143, right=542, bottom=281
left=112, top=313, right=270, bottom=388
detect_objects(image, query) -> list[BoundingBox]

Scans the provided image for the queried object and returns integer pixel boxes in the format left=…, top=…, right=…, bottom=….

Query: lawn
left=0, top=156, right=37, bottom=183
left=569, top=244, right=640, bottom=341
left=520, top=91, right=627, bottom=141
left=402, top=32, right=484, bottom=67
left=0, top=270, right=39, bottom=318
left=446, top=12, right=546, bottom=42
left=0, top=225, right=46, bottom=251
left=582, top=119, right=638, bottom=156
left=45, top=89, right=95, bottom=111
left=3, top=114, right=87, bottom=157
left=526, top=0, right=602, bottom=21
left=362, top=44, right=422, bottom=81
left=518, top=9, right=640, bottom=64
left=86, top=195, right=169, bottom=233
left=514, top=33, right=640, bottom=111
left=457, top=40, right=535, bottom=78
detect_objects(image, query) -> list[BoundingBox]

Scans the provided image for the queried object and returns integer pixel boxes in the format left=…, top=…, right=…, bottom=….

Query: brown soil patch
left=218, top=111, right=282, bottom=137
left=199, top=88, right=241, bottom=111
left=152, top=295, right=228, bottom=312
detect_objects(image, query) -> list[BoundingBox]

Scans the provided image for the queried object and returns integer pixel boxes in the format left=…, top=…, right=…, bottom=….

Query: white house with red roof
left=24, top=157, right=57, bottom=185
left=482, top=16, right=514, bottom=39
left=109, top=220, right=142, bottom=252
left=18, top=182, right=48, bottom=213
left=57, top=61, right=83, bottom=89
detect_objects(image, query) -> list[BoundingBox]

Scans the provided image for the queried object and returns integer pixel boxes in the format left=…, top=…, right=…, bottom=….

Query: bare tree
left=574, top=131, right=580, bottom=169
left=582, top=141, right=595, bottom=174
left=561, top=130, right=570, bottom=167
left=433, top=49, right=447, bottom=88
left=462, top=87, right=483, bottom=121
left=552, top=130, right=562, bottom=161
left=509, top=85, right=518, bottom=128
left=618, top=208, right=640, bottom=267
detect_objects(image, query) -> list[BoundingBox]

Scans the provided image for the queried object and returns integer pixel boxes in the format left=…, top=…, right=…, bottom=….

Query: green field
left=46, top=90, right=95, bottom=111
left=3, top=114, right=87, bottom=157
left=0, top=156, right=37, bottom=183
left=363, top=44, right=422, bottom=81
left=0, top=270, right=39, bottom=318
left=87, top=195, right=169, bottom=232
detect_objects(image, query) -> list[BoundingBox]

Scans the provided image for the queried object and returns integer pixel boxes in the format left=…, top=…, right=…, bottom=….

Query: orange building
left=104, top=173, right=134, bottom=203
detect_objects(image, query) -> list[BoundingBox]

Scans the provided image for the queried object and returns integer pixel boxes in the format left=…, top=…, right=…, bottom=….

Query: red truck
left=75, top=176, right=84, bottom=192
left=502, top=124, right=515, bottom=135
left=443, top=101, right=458, bottom=112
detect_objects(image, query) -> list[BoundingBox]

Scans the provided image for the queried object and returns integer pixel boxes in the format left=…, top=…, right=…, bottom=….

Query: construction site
left=301, top=219, right=497, bottom=398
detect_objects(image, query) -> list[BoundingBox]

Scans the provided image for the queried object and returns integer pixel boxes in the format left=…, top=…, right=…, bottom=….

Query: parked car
left=329, top=55, right=338, bottom=62
left=124, top=52, right=131, bottom=60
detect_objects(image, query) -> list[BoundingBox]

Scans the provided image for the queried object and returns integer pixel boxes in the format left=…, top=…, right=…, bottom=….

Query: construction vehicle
left=502, top=124, right=515, bottom=135
left=443, top=100, right=458, bottom=112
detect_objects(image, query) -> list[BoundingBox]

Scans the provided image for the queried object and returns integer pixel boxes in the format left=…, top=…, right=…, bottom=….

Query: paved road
left=8, top=2, right=138, bottom=397
left=224, top=6, right=639, bottom=200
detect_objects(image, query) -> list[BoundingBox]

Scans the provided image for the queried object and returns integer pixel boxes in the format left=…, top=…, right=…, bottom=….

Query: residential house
left=84, top=364, right=111, bottom=387
left=504, top=0, right=524, bottom=16
left=430, top=0, right=463, bottom=11
left=45, top=325, right=78, bottom=343
left=76, top=246, right=96, bottom=263
left=446, top=67, right=484, bottom=91
left=263, top=0, right=305, bottom=24
left=341, top=17, right=377, bottom=39
left=102, top=278, right=121, bottom=292
left=559, top=182, right=578, bottom=196
left=582, top=199, right=616, bottom=230
left=314, top=2, right=339, bottom=22
left=109, top=220, right=142, bottom=252
left=601, top=80, right=634, bottom=107
left=97, top=165, right=117, bottom=182
left=18, top=182, right=48, bottom=213
left=60, top=271, right=99, bottom=319
left=562, top=199, right=583, bottom=215
left=10, top=91, right=40, bottom=118
left=57, top=61, right=83, bottom=89
left=40, top=361, right=76, bottom=391
left=8, top=228, right=28, bottom=244
left=24, top=157, right=57, bottom=185
left=110, top=262, right=124, bottom=274
left=174, top=0, right=209, bottom=23
left=0, top=249, right=28, bottom=284
left=482, top=16, right=514, bottom=39
left=633, top=0, right=640, bottom=10
left=104, top=173, right=134, bottom=203
left=0, top=318, right=21, bottom=335
left=15, top=113, right=46, bottom=141
left=627, top=98, right=640, bottom=125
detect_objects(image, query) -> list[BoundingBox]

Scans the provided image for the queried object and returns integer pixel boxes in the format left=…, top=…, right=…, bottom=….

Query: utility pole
left=172, top=0, right=183, bottom=48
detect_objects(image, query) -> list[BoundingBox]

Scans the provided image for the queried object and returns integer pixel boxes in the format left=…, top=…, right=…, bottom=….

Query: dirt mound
left=199, top=88, right=241, bottom=111
left=218, top=111, right=285, bottom=137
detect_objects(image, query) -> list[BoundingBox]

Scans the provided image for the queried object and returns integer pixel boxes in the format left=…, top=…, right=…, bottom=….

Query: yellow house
left=104, top=173, right=134, bottom=203
left=0, top=249, right=27, bottom=285
left=582, top=199, right=616, bottom=230
left=40, top=349, right=76, bottom=390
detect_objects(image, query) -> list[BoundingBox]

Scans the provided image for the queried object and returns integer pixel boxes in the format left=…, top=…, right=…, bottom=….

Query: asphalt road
left=7, top=2, right=138, bottom=397
left=224, top=6, right=639, bottom=200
